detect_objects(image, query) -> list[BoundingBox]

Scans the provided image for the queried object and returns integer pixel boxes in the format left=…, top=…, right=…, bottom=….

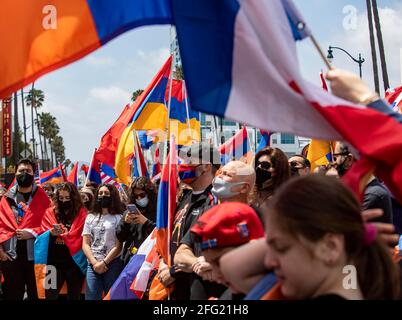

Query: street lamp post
left=327, top=46, right=365, bottom=79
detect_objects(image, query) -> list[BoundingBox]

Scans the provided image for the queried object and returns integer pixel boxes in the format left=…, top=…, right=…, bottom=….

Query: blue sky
left=23, top=0, right=402, bottom=163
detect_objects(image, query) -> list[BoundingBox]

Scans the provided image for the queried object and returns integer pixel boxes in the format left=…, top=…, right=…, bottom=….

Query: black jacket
left=116, top=206, right=156, bottom=265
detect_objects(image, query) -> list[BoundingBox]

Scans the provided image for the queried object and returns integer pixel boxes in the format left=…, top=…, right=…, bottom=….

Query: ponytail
left=355, top=239, right=400, bottom=300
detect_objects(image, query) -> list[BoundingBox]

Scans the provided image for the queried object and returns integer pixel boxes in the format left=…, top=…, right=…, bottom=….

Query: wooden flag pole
left=310, top=35, right=332, bottom=70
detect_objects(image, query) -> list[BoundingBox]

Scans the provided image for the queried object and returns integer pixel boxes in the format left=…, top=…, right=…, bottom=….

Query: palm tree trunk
left=43, top=136, right=48, bottom=170
left=20, top=89, right=28, bottom=156
left=30, top=83, right=36, bottom=159
left=371, top=0, right=390, bottom=91
left=50, top=140, right=54, bottom=168
left=366, top=0, right=380, bottom=94
left=13, top=92, right=19, bottom=164
left=34, top=107, right=44, bottom=169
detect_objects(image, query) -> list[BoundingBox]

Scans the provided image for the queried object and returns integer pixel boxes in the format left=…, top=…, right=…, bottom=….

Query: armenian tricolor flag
left=34, top=207, right=87, bottom=299
left=115, top=55, right=172, bottom=185
left=0, top=0, right=173, bottom=99
left=219, top=127, right=253, bottom=165
left=40, top=164, right=66, bottom=185
left=256, top=130, right=272, bottom=153
left=168, top=79, right=200, bottom=146
left=156, top=136, right=177, bottom=266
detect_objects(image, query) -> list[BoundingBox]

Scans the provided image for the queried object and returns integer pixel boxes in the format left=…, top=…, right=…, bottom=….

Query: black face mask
left=16, top=172, right=34, bottom=188
left=256, top=167, right=272, bottom=186
left=336, top=160, right=348, bottom=177
left=58, top=200, right=72, bottom=211
left=83, top=200, right=91, bottom=209
left=97, top=196, right=112, bottom=209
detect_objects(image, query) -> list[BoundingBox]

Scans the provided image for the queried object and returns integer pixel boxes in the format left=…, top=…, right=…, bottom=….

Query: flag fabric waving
left=151, top=147, right=162, bottom=182
left=256, top=130, right=272, bottom=153
left=40, top=164, right=66, bottom=185
left=67, top=162, right=79, bottom=186
left=115, top=55, right=172, bottom=185
left=385, top=86, right=402, bottom=114
left=34, top=207, right=87, bottom=299
left=173, top=0, right=402, bottom=202
left=156, top=136, right=177, bottom=266
left=0, top=0, right=173, bottom=99
left=133, top=130, right=149, bottom=178
left=219, top=127, right=252, bottom=165
left=105, top=230, right=157, bottom=300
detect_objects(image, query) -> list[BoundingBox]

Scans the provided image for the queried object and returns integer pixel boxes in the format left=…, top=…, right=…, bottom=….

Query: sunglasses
left=289, top=161, right=305, bottom=169
left=333, top=152, right=349, bottom=162
left=257, top=161, right=271, bottom=170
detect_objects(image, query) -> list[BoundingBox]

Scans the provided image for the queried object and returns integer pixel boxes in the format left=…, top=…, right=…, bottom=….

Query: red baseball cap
left=190, top=202, right=265, bottom=250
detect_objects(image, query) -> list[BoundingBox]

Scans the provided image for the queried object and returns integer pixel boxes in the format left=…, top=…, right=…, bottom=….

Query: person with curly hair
left=116, top=177, right=157, bottom=266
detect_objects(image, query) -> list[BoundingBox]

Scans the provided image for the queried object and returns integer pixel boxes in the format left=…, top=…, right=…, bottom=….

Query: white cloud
left=89, top=85, right=131, bottom=105
left=85, top=56, right=117, bottom=67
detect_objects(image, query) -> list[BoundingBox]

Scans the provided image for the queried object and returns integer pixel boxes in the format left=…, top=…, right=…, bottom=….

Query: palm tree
left=131, top=89, right=144, bottom=102
left=38, top=112, right=59, bottom=170
left=52, top=135, right=65, bottom=164
left=366, top=0, right=380, bottom=94
left=25, top=87, right=45, bottom=163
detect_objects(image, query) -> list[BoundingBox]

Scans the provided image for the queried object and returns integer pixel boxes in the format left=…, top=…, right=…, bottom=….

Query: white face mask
left=211, top=177, right=246, bottom=200
left=136, top=195, right=149, bottom=208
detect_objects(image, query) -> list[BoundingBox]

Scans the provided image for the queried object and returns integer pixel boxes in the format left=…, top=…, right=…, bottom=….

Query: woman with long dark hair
left=252, top=147, right=289, bottom=207
left=116, top=177, right=157, bottom=265
left=39, top=182, right=87, bottom=300
left=82, top=183, right=124, bottom=300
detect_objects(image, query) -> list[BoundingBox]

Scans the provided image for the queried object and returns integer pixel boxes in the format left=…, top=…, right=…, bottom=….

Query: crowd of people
left=0, top=69, right=402, bottom=300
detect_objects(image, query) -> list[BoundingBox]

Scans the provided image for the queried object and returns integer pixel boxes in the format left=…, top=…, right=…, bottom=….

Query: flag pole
left=183, top=80, right=193, bottom=142
left=310, top=35, right=332, bottom=70
left=133, top=129, right=141, bottom=177
left=163, top=54, right=175, bottom=164
left=84, top=148, right=96, bottom=187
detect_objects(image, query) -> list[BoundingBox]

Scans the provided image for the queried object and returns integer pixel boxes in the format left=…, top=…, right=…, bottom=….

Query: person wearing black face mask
left=39, top=182, right=87, bottom=300
left=0, top=158, right=51, bottom=300
left=82, top=184, right=125, bottom=300
left=253, top=147, right=290, bottom=208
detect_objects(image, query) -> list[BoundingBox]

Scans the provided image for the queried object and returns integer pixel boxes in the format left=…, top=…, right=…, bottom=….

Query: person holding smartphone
left=116, top=177, right=157, bottom=266
left=39, top=182, right=87, bottom=300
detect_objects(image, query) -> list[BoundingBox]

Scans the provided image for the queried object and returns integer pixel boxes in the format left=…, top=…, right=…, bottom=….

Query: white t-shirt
left=82, top=213, right=122, bottom=261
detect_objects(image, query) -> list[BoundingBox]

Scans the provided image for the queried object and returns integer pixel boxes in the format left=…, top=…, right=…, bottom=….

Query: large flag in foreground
left=0, top=0, right=172, bottom=99
left=173, top=0, right=402, bottom=201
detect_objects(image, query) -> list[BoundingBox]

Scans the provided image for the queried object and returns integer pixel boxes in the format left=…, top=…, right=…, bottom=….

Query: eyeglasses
left=257, top=161, right=271, bottom=170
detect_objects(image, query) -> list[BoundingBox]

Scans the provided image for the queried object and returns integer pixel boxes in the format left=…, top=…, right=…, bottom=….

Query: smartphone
left=53, top=224, right=63, bottom=235
left=127, top=204, right=140, bottom=215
